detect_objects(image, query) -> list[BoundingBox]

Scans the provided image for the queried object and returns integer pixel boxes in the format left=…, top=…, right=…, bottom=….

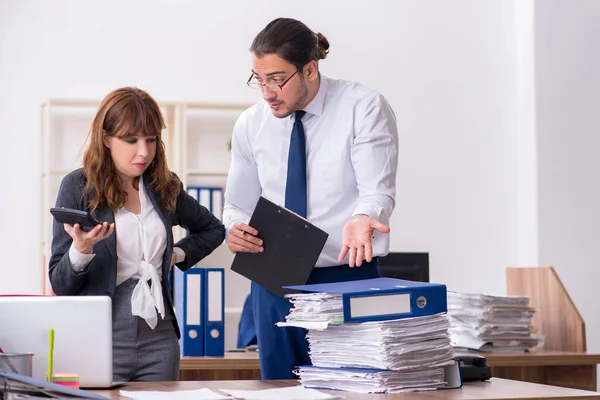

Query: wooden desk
left=179, top=350, right=600, bottom=391
left=485, top=350, right=600, bottom=391
left=179, top=352, right=260, bottom=381
left=93, top=378, right=600, bottom=399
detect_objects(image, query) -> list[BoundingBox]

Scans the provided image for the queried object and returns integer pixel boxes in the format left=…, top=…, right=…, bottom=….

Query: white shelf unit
left=41, top=100, right=96, bottom=295
left=178, top=102, right=253, bottom=351
left=179, top=102, right=252, bottom=182
left=40, top=98, right=253, bottom=351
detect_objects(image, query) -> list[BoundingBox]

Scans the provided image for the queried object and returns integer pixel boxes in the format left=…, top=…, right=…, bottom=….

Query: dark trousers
left=251, top=259, right=380, bottom=380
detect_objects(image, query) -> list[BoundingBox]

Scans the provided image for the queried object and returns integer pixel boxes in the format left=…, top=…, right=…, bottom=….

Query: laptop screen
left=0, top=296, right=113, bottom=388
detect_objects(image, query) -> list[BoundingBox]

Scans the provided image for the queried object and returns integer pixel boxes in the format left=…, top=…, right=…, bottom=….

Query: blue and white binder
left=203, top=267, right=225, bottom=356
left=174, top=268, right=205, bottom=356
left=187, top=186, right=223, bottom=221
left=285, top=278, right=447, bottom=323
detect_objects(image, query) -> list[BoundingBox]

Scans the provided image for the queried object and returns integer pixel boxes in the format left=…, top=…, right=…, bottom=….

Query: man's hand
left=64, top=222, right=115, bottom=255
left=338, top=214, right=390, bottom=267
left=227, top=222, right=263, bottom=254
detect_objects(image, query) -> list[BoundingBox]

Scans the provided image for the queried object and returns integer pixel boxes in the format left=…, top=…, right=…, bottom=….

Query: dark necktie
left=285, top=110, right=307, bottom=218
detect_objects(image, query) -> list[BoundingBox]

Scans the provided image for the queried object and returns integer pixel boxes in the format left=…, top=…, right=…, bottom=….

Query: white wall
left=515, top=0, right=539, bottom=266
left=389, top=1, right=521, bottom=294
left=1, top=0, right=531, bottom=349
left=535, top=0, right=600, bottom=356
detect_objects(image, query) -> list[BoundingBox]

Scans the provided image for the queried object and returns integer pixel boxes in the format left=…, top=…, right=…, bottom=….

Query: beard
left=272, top=76, right=309, bottom=119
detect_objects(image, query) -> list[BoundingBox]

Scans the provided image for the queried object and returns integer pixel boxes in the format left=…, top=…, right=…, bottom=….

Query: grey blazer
left=48, top=168, right=226, bottom=338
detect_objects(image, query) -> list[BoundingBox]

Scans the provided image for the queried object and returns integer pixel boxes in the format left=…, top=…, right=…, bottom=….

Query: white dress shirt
left=69, top=176, right=185, bottom=328
left=223, top=74, right=398, bottom=267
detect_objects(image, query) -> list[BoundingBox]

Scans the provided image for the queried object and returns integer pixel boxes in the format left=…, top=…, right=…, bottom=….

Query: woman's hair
left=82, top=87, right=180, bottom=212
left=250, top=18, right=330, bottom=71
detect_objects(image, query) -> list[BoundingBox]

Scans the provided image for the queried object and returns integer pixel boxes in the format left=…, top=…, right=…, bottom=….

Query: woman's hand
left=170, top=253, right=177, bottom=270
left=64, top=222, right=115, bottom=254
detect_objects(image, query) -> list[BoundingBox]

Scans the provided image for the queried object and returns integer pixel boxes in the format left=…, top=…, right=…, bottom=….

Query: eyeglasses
left=246, top=70, right=299, bottom=92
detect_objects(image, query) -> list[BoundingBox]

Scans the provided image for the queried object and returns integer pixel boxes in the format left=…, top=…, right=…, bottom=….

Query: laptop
left=0, top=295, right=120, bottom=388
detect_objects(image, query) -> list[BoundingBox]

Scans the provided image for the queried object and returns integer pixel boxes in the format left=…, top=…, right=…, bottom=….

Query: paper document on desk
left=219, top=385, right=342, bottom=399
left=120, top=389, right=231, bottom=400
left=447, top=291, right=530, bottom=307
left=447, top=290, right=540, bottom=352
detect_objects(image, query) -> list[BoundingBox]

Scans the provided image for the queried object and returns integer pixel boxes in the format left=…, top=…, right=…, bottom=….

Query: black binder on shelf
left=231, top=196, right=328, bottom=298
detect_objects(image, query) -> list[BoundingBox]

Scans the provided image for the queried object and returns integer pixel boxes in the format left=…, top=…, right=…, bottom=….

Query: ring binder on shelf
left=174, top=268, right=204, bottom=356
left=204, top=268, right=225, bottom=356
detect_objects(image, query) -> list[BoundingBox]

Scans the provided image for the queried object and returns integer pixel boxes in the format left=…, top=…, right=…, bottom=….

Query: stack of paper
left=447, top=291, right=540, bottom=353
left=305, top=315, right=454, bottom=370
left=295, top=366, right=446, bottom=394
left=278, top=292, right=455, bottom=393
left=280, top=293, right=344, bottom=327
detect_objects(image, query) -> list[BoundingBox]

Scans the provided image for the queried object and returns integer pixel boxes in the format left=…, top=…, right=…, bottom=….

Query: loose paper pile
left=447, top=291, right=539, bottom=353
left=278, top=292, right=456, bottom=393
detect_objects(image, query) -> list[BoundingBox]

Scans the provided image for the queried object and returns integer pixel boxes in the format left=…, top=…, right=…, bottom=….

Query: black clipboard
left=231, top=196, right=329, bottom=298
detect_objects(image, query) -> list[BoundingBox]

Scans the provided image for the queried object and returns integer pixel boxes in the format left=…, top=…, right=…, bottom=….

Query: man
left=223, top=17, right=399, bottom=379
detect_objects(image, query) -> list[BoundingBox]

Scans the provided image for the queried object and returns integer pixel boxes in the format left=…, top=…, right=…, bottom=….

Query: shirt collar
left=299, top=74, right=329, bottom=117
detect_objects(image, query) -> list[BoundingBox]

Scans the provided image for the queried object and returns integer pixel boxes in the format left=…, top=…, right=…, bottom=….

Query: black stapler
left=455, top=354, right=492, bottom=382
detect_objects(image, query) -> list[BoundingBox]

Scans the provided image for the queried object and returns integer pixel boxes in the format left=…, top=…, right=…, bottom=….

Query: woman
left=48, top=87, right=225, bottom=382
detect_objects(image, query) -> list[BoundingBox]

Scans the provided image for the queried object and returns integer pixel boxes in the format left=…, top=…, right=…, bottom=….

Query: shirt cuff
left=68, top=244, right=95, bottom=272
left=352, top=206, right=381, bottom=220
left=173, top=247, right=186, bottom=263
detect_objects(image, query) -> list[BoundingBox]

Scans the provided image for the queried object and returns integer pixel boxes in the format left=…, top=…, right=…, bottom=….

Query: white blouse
left=113, top=176, right=166, bottom=329
left=69, top=176, right=184, bottom=329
